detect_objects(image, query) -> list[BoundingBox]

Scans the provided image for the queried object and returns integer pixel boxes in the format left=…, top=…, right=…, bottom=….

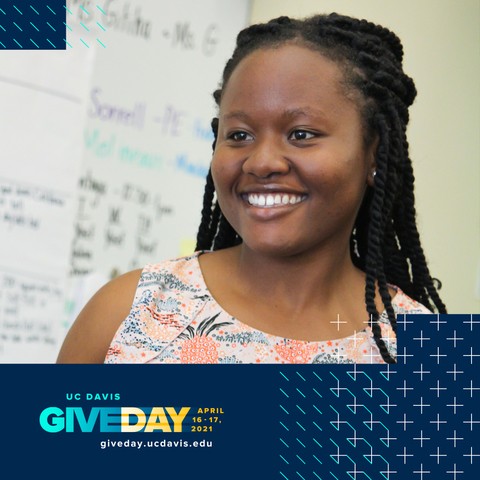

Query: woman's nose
left=241, top=136, right=290, bottom=178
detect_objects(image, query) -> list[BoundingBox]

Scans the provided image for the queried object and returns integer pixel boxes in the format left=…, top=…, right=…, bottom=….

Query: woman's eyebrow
left=221, top=110, right=251, bottom=121
left=282, top=107, right=328, bottom=120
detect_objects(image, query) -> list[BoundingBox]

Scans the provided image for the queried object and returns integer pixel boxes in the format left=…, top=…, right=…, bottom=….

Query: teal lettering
left=100, top=408, right=121, bottom=432
left=66, top=407, right=100, bottom=433
left=39, top=407, right=65, bottom=433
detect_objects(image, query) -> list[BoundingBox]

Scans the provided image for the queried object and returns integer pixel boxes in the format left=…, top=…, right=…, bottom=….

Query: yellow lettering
left=121, top=407, right=146, bottom=432
left=166, top=407, right=191, bottom=432
left=144, top=407, right=172, bottom=433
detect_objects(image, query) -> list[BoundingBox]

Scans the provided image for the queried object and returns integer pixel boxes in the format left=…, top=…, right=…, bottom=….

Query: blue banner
left=1, top=314, right=478, bottom=479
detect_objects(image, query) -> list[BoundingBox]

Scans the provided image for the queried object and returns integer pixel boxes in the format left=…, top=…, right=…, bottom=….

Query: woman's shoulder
left=56, top=252, right=206, bottom=364
left=57, top=253, right=198, bottom=363
left=142, top=251, right=203, bottom=278
left=391, top=287, right=432, bottom=314
left=56, top=268, right=143, bottom=363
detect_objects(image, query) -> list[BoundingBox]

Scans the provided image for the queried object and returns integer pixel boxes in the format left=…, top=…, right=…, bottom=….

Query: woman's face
left=211, top=44, right=375, bottom=258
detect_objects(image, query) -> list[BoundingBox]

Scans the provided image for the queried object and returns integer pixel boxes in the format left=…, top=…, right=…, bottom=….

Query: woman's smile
left=244, top=192, right=306, bottom=208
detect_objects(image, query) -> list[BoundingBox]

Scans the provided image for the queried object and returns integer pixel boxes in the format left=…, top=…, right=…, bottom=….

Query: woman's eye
left=289, top=130, right=316, bottom=141
left=228, top=131, right=252, bottom=142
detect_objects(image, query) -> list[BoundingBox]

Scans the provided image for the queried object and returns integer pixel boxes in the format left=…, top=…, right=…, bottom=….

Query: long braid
left=195, top=13, right=446, bottom=363
left=195, top=169, right=216, bottom=251
left=196, top=118, right=221, bottom=251
left=364, top=114, right=396, bottom=361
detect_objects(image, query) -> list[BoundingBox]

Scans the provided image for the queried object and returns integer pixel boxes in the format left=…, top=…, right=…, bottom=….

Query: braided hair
left=195, top=13, right=446, bottom=363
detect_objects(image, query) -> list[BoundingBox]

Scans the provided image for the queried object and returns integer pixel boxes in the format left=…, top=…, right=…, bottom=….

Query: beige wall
left=248, top=0, right=480, bottom=313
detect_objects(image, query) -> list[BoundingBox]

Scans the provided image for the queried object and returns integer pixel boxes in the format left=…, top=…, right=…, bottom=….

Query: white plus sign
left=463, top=314, right=480, bottom=331
left=413, top=363, right=431, bottom=381
left=430, top=314, right=447, bottom=331
left=380, top=363, right=397, bottom=381
left=363, top=414, right=375, bottom=431
left=446, top=364, right=464, bottom=381
left=463, top=446, right=480, bottom=464
left=430, top=346, right=447, bottom=364
left=429, top=446, right=447, bottom=464
left=347, top=394, right=361, bottom=414
left=363, top=315, right=373, bottom=328
left=446, top=397, right=464, bottom=414
left=363, top=347, right=381, bottom=363
left=446, top=430, right=463, bottom=447
left=380, top=395, right=397, bottom=414
left=331, top=347, right=346, bottom=363
left=363, top=450, right=375, bottom=465
left=413, top=430, right=431, bottom=447
left=330, top=377, right=342, bottom=397
left=413, top=463, right=431, bottom=479
left=347, top=363, right=365, bottom=382
left=396, top=446, right=414, bottom=464
left=329, top=439, right=342, bottom=463
left=430, top=413, right=447, bottom=431
left=463, top=413, right=480, bottom=431
left=446, top=330, right=464, bottom=347
left=396, top=314, right=414, bottom=331
left=351, top=330, right=363, bottom=348
left=463, top=346, right=480, bottom=365
left=446, top=464, right=464, bottom=479
left=430, top=379, right=447, bottom=398
left=382, top=326, right=396, bottom=344
left=330, top=406, right=342, bottom=430
left=347, top=462, right=362, bottom=479
left=397, top=413, right=414, bottom=431
left=363, top=378, right=376, bottom=397
left=413, top=397, right=431, bottom=414
left=463, top=380, right=480, bottom=398
left=330, top=314, right=347, bottom=331
left=396, top=346, right=414, bottom=365
left=380, top=430, right=397, bottom=447
left=396, top=379, right=414, bottom=398
left=413, top=330, right=430, bottom=347
left=380, top=465, right=397, bottom=479
left=347, top=429, right=361, bottom=447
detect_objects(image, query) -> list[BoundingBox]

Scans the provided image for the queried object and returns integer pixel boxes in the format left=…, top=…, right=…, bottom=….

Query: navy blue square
left=0, top=1, right=66, bottom=49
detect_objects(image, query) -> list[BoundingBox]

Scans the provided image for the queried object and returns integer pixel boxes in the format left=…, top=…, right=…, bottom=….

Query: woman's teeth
left=247, top=193, right=304, bottom=207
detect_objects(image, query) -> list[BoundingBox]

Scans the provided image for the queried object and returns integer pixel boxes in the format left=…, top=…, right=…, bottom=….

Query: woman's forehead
left=219, top=45, right=358, bottom=116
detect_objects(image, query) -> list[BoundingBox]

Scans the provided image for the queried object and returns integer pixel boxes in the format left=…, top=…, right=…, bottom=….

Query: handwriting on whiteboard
left=0, top=181, right=66, bottom=232
left=67, top=0, right=152, bottom=40
left=71, top=171, right=175, bottom=276
left=67, top=0, right=219, bottom=54
left=89, top=88, right=146, bottom=130
left=86, top=87, right=214, bottom=140
left=0, top=273, right=61, bottom=354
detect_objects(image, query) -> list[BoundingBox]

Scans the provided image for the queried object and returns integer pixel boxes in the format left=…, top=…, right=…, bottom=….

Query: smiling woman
left=212, top=46, right=373, bottom=260
left=57, top=13, right=446, bottom=365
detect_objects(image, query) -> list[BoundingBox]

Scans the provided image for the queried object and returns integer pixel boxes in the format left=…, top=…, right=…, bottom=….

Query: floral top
left=104, top=252, right=430, bottom=364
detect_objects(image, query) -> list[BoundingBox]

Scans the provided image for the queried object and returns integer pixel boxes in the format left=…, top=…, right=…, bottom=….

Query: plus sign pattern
left=277, top=314, right=478, bottom=479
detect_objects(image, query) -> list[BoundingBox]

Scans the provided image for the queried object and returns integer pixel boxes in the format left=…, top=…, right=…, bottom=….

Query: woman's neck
left=199, top=243, right=373, bottom=341
left=234, top=243, right=363, bottom=310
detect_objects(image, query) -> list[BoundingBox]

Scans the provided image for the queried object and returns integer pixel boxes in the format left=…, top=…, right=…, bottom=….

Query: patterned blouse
left=104, top=252, right=430, bottom=364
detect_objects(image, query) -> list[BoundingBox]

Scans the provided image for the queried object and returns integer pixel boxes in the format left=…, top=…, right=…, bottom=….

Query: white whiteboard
left=0, top=0, right=251, bottom=362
